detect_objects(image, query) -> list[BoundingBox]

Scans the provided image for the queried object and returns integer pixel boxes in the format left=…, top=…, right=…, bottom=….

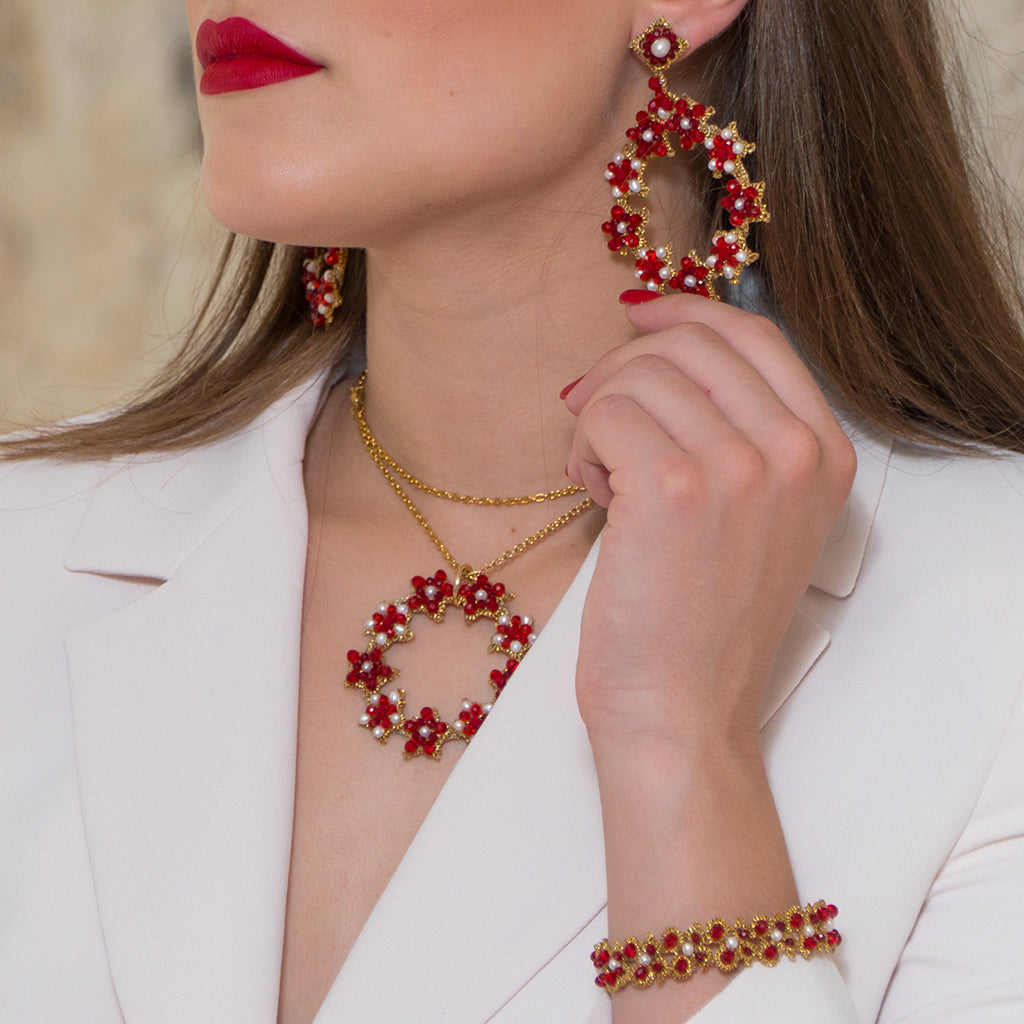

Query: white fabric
left=1, top=374, right=1023, bottom=1023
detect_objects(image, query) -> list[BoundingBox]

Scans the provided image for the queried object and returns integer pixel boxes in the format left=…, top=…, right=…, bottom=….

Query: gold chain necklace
left=344, top=372, right=594, bottom=760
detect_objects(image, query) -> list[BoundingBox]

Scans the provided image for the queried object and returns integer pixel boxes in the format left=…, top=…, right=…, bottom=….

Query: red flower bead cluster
left=603, top=19, right=769, bottom=301
left=303, top=246, right=345, bottom=327
left=345, top=570, right=536, bottom=759
left=592, top=902, right=841, bottom=994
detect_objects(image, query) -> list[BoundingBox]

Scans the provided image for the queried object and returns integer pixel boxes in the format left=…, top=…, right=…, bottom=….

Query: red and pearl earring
left=303, top=246, right=347, bottom=327
left=603, top=19, right=769, bottom=300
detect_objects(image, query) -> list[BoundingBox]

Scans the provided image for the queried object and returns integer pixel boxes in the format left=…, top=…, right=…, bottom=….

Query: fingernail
left=559, top=376, right=584, bottom=400
left=618, top=289, right=661, bottom=305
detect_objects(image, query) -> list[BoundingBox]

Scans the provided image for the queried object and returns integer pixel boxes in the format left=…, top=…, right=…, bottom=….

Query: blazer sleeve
left=682, top=674, right=1024, bottom=1024
left=874, top=672, right=1024, bottom=1022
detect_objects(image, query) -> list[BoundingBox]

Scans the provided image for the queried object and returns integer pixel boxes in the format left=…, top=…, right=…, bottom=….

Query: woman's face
left=186, top=1, right=641, bottom=249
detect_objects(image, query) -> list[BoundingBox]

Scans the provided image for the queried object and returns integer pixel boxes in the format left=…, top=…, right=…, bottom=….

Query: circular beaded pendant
left=344, top=570, right=535, bottom=759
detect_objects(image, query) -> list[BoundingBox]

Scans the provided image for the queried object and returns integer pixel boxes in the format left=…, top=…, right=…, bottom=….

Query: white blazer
left=2, top=374, right=1023, bottom=1024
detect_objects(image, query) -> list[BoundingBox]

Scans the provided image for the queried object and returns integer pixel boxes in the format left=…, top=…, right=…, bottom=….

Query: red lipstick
left=196, top=18, right=323, bottom=95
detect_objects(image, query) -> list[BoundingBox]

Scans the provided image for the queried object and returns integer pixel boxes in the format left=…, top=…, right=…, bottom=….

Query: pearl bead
left=639, top=953, right=652, bottom=966
left=736, top=251, right=747, bottom=263
left=628, top=181, right=642, bottom=193
left=373, top=726, right=385, bottom=738
left=733, top=141, right=745, bottom=154
left=684, top=275, right=697, bottom=288
left=803, top=924, right=816, bottom=938
left=771, top=929, right=784, bottom=943
left=723, top=160, right=736, bottom=173
left=388, top=691, right=400, bottom=702
left=375, top=633, right=387, bottom=646
left=642, top=129, right=655, bottom=142
left=453, top=721, right=464, bottom=732
left=726, top=232, right=738, bottom=244
left=510, top=641, right=523, bottom=654
left=650, top=36, right=672, bottom=59
left=475, top=588, right=487, bottom=601
left=419, top=725, right=432, bottom=738
left=492, top=633, right=502, bottom=645
left=681, top=118, right=691, bottom=130
left=425, top=585, right=438, bottom=598
left=397, top=604, right=409, bottom=615
left=725, top=936, right=739, bottom=950
left=483, top=703, right=493, bottom=713
left=722, top=128, right=733, bottom=140
left=359, top=714, right=370, bottom=725
left=724, top=267, right=736, bottom=280
left=390, top=713, right=402, bottom=725
left=681, top=943, right=694, bottom=957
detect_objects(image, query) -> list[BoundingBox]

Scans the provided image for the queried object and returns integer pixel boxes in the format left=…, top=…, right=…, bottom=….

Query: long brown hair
left=4, top=0, right=1023, bottom=461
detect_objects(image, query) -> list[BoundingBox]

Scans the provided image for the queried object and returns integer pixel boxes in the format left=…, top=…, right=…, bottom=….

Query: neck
left=356, top=178, right=643, bottom=496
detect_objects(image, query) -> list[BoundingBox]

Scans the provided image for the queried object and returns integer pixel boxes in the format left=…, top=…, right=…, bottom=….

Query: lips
left=196, top=18, right=324, bottom=95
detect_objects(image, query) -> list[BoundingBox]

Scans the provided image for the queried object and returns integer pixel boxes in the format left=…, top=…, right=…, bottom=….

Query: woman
left=2, top=0, right=1023, bottom=1022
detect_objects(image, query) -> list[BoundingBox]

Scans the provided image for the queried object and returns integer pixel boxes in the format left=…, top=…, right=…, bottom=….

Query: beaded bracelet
left=592, top=901, right=840, bottom=993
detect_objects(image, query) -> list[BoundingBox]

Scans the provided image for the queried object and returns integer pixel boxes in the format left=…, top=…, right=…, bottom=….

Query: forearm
left=593, top=732, right=799, bottom=1023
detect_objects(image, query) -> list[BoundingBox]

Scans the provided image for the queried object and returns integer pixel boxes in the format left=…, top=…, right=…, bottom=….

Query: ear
left=632, top=0, right=749, bottom=51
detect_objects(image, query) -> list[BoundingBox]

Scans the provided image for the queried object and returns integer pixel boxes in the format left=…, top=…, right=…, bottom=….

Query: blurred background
left=1, top=0, right=1022, bottom=428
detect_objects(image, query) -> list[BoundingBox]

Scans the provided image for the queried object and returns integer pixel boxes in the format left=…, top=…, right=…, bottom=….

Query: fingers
left=563, top=294, right=856, bottom=517
left=566, top=294, right=838, bottom=438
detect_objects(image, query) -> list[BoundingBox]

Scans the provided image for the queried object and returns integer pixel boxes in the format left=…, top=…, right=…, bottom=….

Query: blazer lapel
left=316, top=542, right=608, bottom=1024
left=63, top=379, right=325, bottom=1024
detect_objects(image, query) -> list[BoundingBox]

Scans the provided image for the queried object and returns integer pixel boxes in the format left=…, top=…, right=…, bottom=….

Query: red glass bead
left=674, top=958, right=689, bottom=974
left=764, top=945, right=778, bottom=961
left=720, top=949, right=735, bottom=965
left=622, top=943, right=637, bottom=959
left=709, top=923, right=725, bottom=941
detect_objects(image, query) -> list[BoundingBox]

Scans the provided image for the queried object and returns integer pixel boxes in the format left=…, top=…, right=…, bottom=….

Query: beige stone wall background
left=1, top=1, right=1022, bottom=429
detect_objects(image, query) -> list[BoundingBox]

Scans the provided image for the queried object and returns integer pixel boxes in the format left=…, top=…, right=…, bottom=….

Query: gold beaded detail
left=592, top=901, right=841, bottom=993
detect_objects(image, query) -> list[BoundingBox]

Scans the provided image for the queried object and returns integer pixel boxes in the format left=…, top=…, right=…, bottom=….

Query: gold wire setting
left=603, top=19, right=770, bottom=300
left=593, top=901, right=841, bottom=993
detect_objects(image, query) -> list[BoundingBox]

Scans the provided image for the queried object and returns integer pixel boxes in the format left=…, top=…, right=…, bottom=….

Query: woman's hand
left=564, top=294, right=856, bottom=1022
left=565, top=294, right=856, bottom=760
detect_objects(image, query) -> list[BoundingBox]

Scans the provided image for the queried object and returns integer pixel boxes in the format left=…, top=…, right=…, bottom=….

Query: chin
left=198, top=149, right=348, bottom=247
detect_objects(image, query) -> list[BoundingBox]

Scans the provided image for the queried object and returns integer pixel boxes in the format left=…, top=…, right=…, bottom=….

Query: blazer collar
left=61, top=373, right=891, bottom=1024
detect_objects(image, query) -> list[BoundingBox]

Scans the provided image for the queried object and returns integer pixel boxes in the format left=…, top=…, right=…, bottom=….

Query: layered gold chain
left=350, top=372, right=594, bottom=580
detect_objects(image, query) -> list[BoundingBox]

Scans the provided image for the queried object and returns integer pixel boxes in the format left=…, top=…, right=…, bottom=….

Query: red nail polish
left=559, top=376, right=584, bottom=400
left=619, top=289, right=662, bottom=305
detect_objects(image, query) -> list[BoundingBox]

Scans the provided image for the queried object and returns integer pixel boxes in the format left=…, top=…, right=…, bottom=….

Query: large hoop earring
left=304, top=246, right=348, bottom=327
left=602, top=19, right=769, bottom=301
